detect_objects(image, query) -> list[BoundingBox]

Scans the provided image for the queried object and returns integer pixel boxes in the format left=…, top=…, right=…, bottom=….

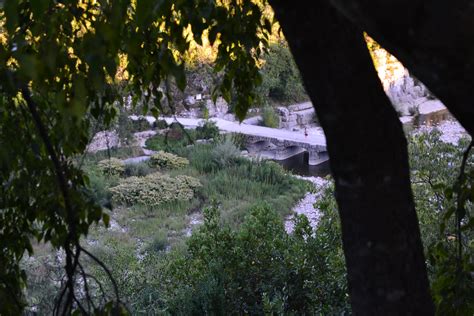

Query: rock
left=385, top=69, right=433, bottom=115
left=134, top=130, right=157, bottom=148
left=223, top=113, right=236, bottom=122
left=295, top=108, right=315, bottom=126
left=88, top=130, right=120, bottom=153
left=243, top=115, right=262, bottom=126
left=418, top=100, right=446, bottom=115
left=184, top=95, right=196, bottom=106
left=288, top=101, right=313, bottom=112
left=205, top=97, right=229, bottom=118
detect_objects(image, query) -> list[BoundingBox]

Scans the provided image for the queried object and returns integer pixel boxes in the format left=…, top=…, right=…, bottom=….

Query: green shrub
left=229, top=133, right=247, bottom=150
left=129, top=117, right=152, bottom=132
left=186, top=144, right=216, bottom=173
left=145, top=127, right=195, bottom=152
left=85, top=166, right=120, bottom=207
left=97, top=158, right=125, bottom=175
left=261, top=106, right=279, bottom=128
left=153, top=119, right=168, bottom=130
left=124, top=162, right=154, bottom=177
left=195, top=120, right=220, bottom=140
left=149, top=151, right=189, bottom=169
left=162, top=203, right=349, bottom=315
left=109, top=172, right=201, bottom=207
left=408, top=131, right=474, bottom=314
left=211, top=140, right=240, bottom=169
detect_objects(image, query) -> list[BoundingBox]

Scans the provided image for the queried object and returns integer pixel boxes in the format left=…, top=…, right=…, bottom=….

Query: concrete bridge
left=153, top=117, right=328, bottom=165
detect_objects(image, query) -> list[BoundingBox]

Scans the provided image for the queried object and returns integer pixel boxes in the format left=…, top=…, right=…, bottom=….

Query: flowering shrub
left=149, top=151, right=189, bottom=169
left=97, top=158, right=125, bottom=175
left=109, top=172, right=201, bottom=206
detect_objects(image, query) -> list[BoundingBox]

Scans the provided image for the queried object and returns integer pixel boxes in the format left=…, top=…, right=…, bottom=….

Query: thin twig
left=78, top=262, right=95, bottom=312
left=79, top=246, right=121, bottom=307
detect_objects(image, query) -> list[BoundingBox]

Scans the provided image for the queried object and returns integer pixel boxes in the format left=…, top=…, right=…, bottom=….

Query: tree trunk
left=269, top=1, right=435, bottom=314
left=326, top=0, right=474, bottom=136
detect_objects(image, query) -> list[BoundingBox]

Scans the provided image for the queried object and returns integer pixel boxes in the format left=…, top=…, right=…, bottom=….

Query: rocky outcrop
left=87, top=131, right=120, bottom=153
left=277, top=102, right=315, bottom=129
left=386, top=70, right=433, bottom=115
left=181, top=95, right=229, bottom=118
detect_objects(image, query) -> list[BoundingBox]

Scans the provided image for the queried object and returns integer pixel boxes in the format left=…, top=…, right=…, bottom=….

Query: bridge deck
left=160, top=117, right=327, bottom=147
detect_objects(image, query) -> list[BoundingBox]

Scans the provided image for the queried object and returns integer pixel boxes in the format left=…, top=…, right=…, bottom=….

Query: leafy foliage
left=149, top=151, right=189, bottom=170
left=109, top=172, right=201, bottom=207
left=162, top=202, right=349, bottom=314
left=195, top=120, right=220, bottom=140
left=123, top=161, right=154, bottom=177
left=98, top=158, right=126, bottom=176
left=409, top=131, right=474, bottom=315
left=261, top=105, right=280, bottom=128
left=0, top=0, right=272, bottom=310
left=258, top=42, right=308, bottom=105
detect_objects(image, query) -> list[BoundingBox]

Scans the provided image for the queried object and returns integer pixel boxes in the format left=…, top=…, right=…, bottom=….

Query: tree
left=268, top=0, right=474, bottom=314
left=269, top=1, right=434, bottom=313
left=0, top=1, right=269, bottom=314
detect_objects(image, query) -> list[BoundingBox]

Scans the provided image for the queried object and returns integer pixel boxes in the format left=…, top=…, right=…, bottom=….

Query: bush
left=195, top=120, right=220, bottom=140
left=109, top=172, right=201, bottom=207
left=229, top=133, right=247, bottom=150
left=97, top=158, right=125, bottom=175
left=162, top=203, right=349, bottom=315
left=124, top=162, right=154, bottom=177
left=184, top=144, right=216, bottom=173
left=145, top=126, right=195, bottom=152
left=211, top=140, right=240, bottom=169
left=149, top=151, right=189, bottom=170
left=129, top=117, right=152, bottom=132
left=153, top=119, right=168, bottom=130
left=261, top=106, right=279, bottom=128
left=408, top=131, right=474, bottom=314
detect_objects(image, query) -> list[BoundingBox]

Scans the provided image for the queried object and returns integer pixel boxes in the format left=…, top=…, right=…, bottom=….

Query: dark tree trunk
left=326, top=0, right=474, bottom=136
left=269, top=1, right=434, bottom=314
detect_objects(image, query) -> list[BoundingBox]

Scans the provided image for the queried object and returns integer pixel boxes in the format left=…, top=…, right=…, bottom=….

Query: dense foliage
left=161, top=202, right=349, bottom=315
left=109, top=173, right=201, bottom=207
left=149, top=151, right=190, bottom=170
left=257, top=42, right=308, bottom=105
left=408, top=131, right=474, bottom=315
left=98, top=158, right=126, bottom=176
left=261, top=105, right=280, bottom=128
left=23, top=135, right=312, bottom=314
left=0, top=0, right=273, bottom=312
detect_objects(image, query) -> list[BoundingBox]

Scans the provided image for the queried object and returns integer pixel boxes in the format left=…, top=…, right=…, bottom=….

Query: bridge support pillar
left=308, top=150, right=329, bottom=165
left=308, top=151, right=319, bottom=165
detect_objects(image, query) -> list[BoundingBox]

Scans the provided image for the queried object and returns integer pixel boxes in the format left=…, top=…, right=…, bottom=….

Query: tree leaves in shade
left=0, top=0, right=271, bottom=313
